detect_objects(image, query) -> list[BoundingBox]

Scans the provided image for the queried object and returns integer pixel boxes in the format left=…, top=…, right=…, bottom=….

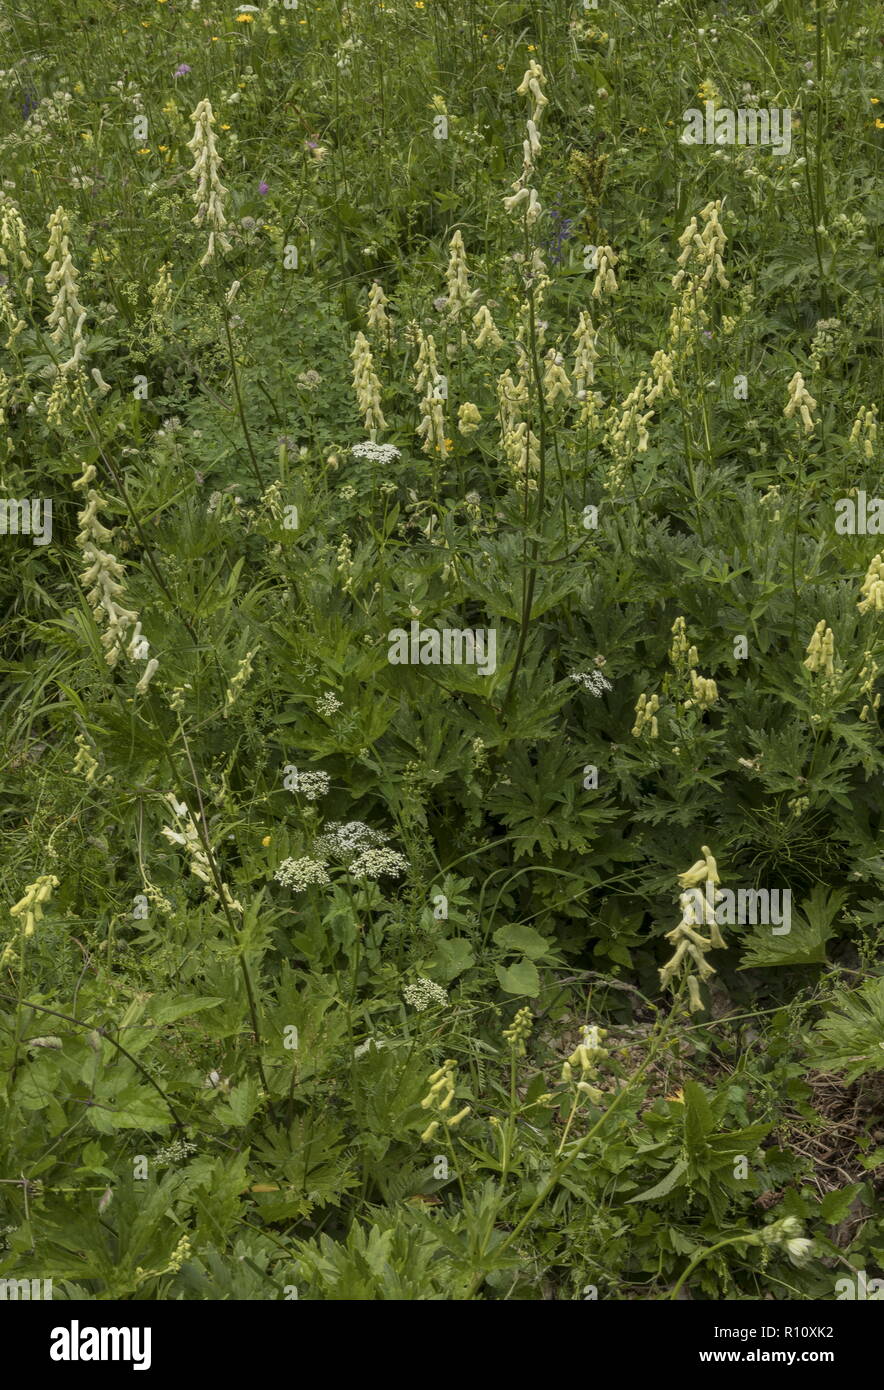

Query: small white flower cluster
left=403, top=977, right=449, bottom=1011
left=314, top=820, right=389, bottom=859
left=290, top=769, right=331, bottom=801
left=570, top=669, right=613, bottom=697
left=350, top=441, right=401, bottom=463
left=315, top=692, right=343, bottom=717
left=274, top=856, right=330, bottom=891
left=154, top=1138, right=198, bottom=1165
left=349, top=847, right=409, bottom=879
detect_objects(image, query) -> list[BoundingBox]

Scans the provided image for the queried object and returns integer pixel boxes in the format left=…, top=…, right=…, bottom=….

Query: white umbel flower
left=570, top=669, right=612, bottom=697
left=349, top=847, right=409, bottom=879
left=403, top=977, right=448, bottom=1011
left=274, top=856, right=331, bottom=891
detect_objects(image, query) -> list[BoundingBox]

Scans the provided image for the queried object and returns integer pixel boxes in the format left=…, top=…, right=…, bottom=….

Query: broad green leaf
left=494, top=959, right=541, bottom=997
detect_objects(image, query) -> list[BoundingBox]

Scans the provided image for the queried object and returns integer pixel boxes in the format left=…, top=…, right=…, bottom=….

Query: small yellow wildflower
left=236, top=13, right=254, bottom=21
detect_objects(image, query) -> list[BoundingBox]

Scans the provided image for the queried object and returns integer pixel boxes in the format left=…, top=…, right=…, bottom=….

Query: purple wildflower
left=258, top=181, right=269, bottom=196
left=173, top=64, right=192, bottom=78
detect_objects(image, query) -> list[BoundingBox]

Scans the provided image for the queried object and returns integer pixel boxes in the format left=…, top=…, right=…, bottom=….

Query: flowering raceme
left=187, top=98, right=231, bottom=266
left=366, top=281, right=391, bottom=337
left=350, top=330, right=387, bottom=431
left=803, top=619, right=836, bottom=678
left=784, top=370, right=818, bottom=435
left=2, top=874, right=60, bottom=968
left=44, top=206, right=90, bottom=376
left=73, top=464, right=159, bottom=692
left=858, top=555, right=884, bottom=615
left=660, top=846, right=726, bottom=1013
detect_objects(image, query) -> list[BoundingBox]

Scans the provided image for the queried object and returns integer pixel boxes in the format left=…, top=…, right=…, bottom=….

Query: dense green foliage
left=0, top=0, right=882, bottom=1300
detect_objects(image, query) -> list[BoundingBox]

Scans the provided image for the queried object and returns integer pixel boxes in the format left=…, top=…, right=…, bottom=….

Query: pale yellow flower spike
left=660, top=847, right=726, bottom=1012
left=784, top=371, right=818, bottom=435
left=803, top=619, right=836, bottom=678
left=350, top=330, right=387, bottom=431
left=858, top=555, right=884, bottom=615
left=187, top=98, right=232, bottom=267
left=3, top=874, right=60, bottom=966
left=849, top=404, right=878, bottom=461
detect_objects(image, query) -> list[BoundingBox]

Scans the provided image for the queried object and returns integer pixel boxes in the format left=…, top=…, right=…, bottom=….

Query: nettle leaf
left=683, top=1081, right=715, bottom=1156
left=818, top=1184, right=864, bottom=1226
left=630, top=1159, right=688, bottom=1203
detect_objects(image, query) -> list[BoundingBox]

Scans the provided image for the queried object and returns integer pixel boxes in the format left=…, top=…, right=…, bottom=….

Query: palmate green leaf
left=807, top=976, right=884, bottom=1082
left=738, top=884, right=844, bottom=968
left=486, top=743, right=620, bottom=858
left=215, top=1077, right=261, bottom=1128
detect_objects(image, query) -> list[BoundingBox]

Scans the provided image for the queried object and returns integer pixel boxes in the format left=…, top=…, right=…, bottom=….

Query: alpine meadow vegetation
left=1, top=0, right=883, bottom=1308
